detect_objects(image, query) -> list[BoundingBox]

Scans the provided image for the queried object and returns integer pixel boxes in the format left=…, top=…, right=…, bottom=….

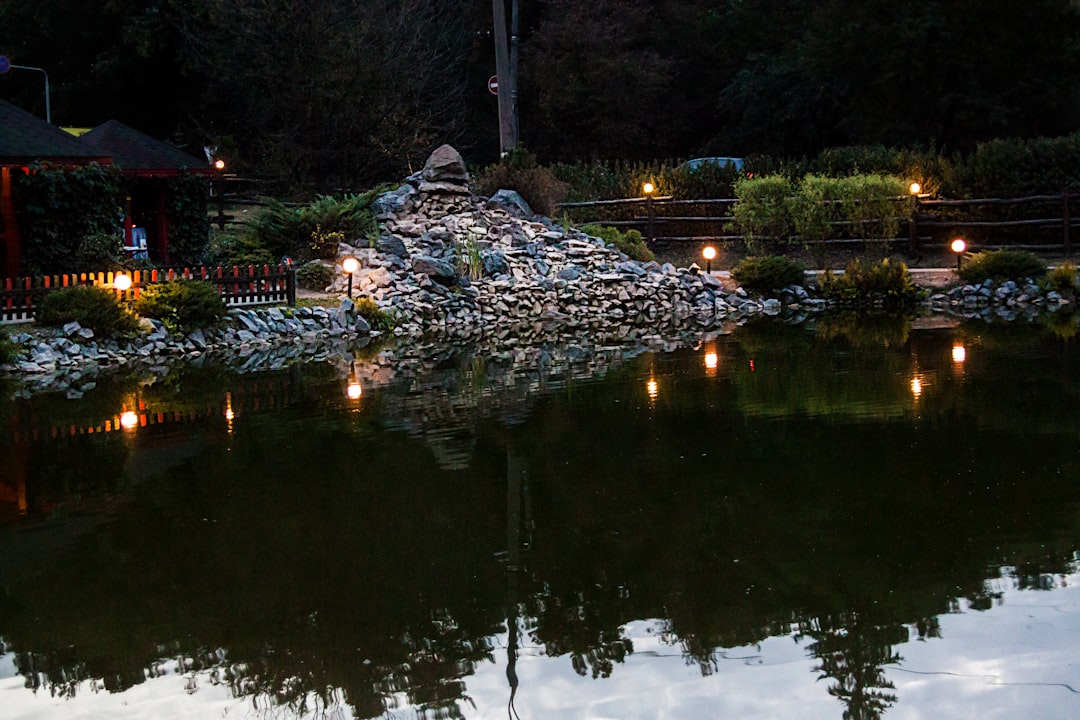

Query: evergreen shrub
left=36, top=285, right=139, bottom=336
left=579, top=224, right=655, bottom=262
left=956, top=250, right=1046, bottom=284
left=353, top=296, right=394, bottom=331
left=731, top=255, right=805, bottom=292
left=1047, top=261, right=1078, bottom=292
left=296, top=261, right=335, bottom=290
left=819, top=257, right=916, bottom=306
left=732, top=175, right=794, bottom=247
left=134, top=280, right=225, bottom=333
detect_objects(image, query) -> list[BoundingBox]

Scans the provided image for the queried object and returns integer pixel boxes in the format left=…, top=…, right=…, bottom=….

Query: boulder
left=419, top=145, right=469, bottom=194
left=487, top=189, right=533, bottom=219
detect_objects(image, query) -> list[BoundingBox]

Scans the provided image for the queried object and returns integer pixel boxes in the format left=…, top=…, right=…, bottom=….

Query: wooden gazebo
left=0, top=99, right=109, bottom=276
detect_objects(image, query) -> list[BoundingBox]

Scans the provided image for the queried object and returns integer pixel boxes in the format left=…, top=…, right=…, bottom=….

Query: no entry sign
left=0, top=56, right=10, bottom=75
left=487, top=75, right=498, bottom=95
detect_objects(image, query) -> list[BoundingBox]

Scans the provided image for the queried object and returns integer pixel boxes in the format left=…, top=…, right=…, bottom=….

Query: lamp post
left=342, top=256, right=359, bottom=298
left=908, top=182, right=922, bottom=254
left=950, top=238, right=966, bottom=270
left=702, top=245, right=717, bottom=274
left=643, top=181, right=656, bottom=244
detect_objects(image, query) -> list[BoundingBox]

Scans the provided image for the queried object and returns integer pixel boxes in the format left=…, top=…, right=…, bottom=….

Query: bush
left=238, top=190, right=381, bottom=263
left=296, top=261, right=335, bottom=291
left=472, top=148, right=568, bottom=216
left=836, top=174, right=906, bottom=242
left=731, top=175, right=794, bottom=247
left=957, top=250, right=1047, bottom=283
left=36, top=285, right=139, bottom=336
left=134, top=280, right=225, bottom=333
left=74, top=232, right=124, bottom=273
left=1047, top=261, right=1078, bottom=292
left=0, top=327, right=17, bottom=364
left=579, top=224, right=655, bottom=262
left=353, top=296, right=394, bottom=331
left=164, top=174, right=212, bottom=265
left=789, top=175, right=844, bottom=246
left=731, top=255, right=805, bottom=292
left=819, top=257, right=916, bottom=306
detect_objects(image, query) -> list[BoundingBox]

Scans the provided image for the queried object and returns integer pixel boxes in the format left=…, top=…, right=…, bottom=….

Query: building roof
left=0, top=99, right=108, bottom=164
left=80, top=120, right=209, bottom=175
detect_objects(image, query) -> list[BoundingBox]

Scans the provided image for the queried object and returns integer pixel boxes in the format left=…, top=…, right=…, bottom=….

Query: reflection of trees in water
left=803, top=613, right=906, bottom=720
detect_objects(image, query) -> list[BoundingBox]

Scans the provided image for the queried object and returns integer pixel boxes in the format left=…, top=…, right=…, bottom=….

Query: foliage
left=74, top=233, right=124, bottom=273
left=731, top=176, right=794, bottom=246
left=815, top=311, right=912, bottom=350
left=956, top=250, right=1047, bottom=284
left=35, top=285, right=139, bottom=336
left=1047, top=261, right=1078, bottom=292
left=11, top=164, right=124, bottom=274
left=789, top=175, right=844, bottom=246
left=310, top=225, right=346, bottom=261
left=455, top=237, right=484, bottom=280
left=235, top=192, right=379, bottom=263
left=731, top=255, right=805, bottom=292
left=353, top=296, right=394, bottom=332
left=579, top=224, right=655, bottom=262
left=473, top=149, right=568, bottom=216
left=0, top=327, right=17, bottom=364
left=295, top=261, right=335, bottom=291
left=165, top=175, right=212, bottom=265
left=836, top=174, right=906, bottom=242
left=134, top=280, right=225, bottom=333
left=819, top=257, right=917, bottom=306
left=207, top=229, right=277, bottom=268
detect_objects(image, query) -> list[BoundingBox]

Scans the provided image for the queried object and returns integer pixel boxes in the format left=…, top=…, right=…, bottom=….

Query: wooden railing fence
left=558, top=192, right=1078, bottom=256
left=1, top=263, right=296, bottom=325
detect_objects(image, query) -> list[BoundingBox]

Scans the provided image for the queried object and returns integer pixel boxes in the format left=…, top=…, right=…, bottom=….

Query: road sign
left=0, top=56, right=10, bottom=75
left=487, top=75, right=498, bottom=95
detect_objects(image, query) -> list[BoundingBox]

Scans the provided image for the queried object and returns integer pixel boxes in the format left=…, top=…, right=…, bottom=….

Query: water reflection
left=1, top=320, right=1080, bottom=718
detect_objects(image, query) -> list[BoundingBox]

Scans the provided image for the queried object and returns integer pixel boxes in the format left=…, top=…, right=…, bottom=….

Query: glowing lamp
left=642, top=181, right=655, bottom=195
left=347, top=382, right=362, bottom=400
left=909, top=182, right=922, bottom=195
left=952, top=344, right=966, bottom=364
left=702, top=245, right=717, bottom=273
left=214, top=159, right=226, bottom=171
left=341, top=256, right=359, bottom=297
left=951, top=238, right=966, bottom=270
left=120, top=411, right=139, bottom=430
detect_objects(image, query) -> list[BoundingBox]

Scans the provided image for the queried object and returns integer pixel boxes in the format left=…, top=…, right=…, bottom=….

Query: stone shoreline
left=1, top=145, right=1074, bottom=398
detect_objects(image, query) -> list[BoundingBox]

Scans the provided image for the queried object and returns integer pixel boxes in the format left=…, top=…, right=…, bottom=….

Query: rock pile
left=927, top=278, right=1070, bottom=321
left=328, top=145, right=825, bottom=340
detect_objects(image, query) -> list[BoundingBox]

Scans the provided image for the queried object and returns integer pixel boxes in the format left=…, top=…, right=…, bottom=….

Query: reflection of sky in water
left=3, top=570, right=1078, bottom=719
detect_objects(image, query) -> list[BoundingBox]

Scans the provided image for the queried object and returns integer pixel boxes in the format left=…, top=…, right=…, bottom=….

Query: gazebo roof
left=80, top=120, right=210, bottom=175
left=0, top=99, right=108, bottom=164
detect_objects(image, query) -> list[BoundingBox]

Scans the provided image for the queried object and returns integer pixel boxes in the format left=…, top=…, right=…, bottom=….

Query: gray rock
left=488, top=189, right=533, bottom=218
left=77, top=327, right=95, bottom=340
left=482, top=249, right=510, bottom=276
left=421, top=144, right=469, bottom=184
left=412, top=255, right=457, bottom=281
left=371, top=184, right=419, bottom=216
left=376, top=235, right=408, bottom=257
left=557, top=266, right=582, bottom=281
left=62, top=321, right=82, bottom=336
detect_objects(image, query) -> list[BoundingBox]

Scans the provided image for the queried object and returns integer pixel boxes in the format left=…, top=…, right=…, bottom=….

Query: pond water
left=1, top=316, right=1079, bottom=719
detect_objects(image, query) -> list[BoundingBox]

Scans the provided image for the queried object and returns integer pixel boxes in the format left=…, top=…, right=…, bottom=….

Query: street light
left=950, top=238, right=966, bottom=270
left=341, top=256, right=359, bottom=298
left=702, top=245, right=717, bottom=274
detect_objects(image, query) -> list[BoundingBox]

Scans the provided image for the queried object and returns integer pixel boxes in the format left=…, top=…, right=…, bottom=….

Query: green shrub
left=731, top=255, right=805, bottom=292
left=819, top=257, right=916, bottom=306
left=732, top=175, right=794, bottom=247
left=789, top=175, right=844, bottom=246
left=0, top=327, right=17, bottom=364
left=74, top=232, right=124, bottom=273
left=1047, top=261, right=1078, bottom=292
left=836, top=174, right=906, bottom=242
left=310, top=224, right=346, bottom=260
left=579, top=224, right=655, bottom=262
left=957, top=250, right=1046, bottom=283
left=296, top=261, right=335, bottom=290
left=473, top=148, right=568, bottom=216
left=134, top=280, right=225, bottom=333
left=12, top=163, right=124, bottom=274
left=36, top=285, right=139, bottom=336
left=239, top=190, right=381, bottom=263
left=353, top=296, right=394, bottom=331
left=208, top=229, right=277, bottom=267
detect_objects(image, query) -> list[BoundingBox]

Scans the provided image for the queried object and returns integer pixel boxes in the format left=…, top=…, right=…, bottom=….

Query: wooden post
left=491, top=0, right=517, bottom=155
left=908, top=195, right=920, bottom=255
left=285, top=263, right=296, bottom=307
left=1, top=167, right=21, bottom=276
left=1064, top=189, right=1072, bottom=257
left=645, top=195, right=655, bottom=243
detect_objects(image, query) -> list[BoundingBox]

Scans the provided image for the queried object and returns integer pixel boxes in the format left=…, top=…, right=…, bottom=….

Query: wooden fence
left=558, top=192, right=1078, bottom=255
left=0, top=263, right=296, bottom=325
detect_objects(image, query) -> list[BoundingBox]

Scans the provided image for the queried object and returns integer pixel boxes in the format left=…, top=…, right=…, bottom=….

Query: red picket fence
left=0, top=263, right=296, bottom=325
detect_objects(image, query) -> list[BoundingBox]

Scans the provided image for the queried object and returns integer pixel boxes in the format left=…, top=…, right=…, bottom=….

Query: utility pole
left=492, top=0, right=518, bottom=156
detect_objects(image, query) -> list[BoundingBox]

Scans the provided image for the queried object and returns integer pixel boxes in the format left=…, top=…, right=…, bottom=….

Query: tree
left=171, top=0, right=473, bottom=190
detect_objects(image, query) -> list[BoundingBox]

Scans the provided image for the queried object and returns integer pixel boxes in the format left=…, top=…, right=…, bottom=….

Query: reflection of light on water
left=704, top=347, right=718, bottom=377
left=910, top=375, right=923, bottom=399
left=952, top=344, right=966, bottom=364
left=120, top=411, right=139, bottom=431
left=647, top=378, right=658, bottom=401
left=347, top=382, right=362, bottom=401
left=224, top=392, right=235, bottom=433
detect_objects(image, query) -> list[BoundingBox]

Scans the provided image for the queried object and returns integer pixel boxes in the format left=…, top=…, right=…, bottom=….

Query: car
left=679, top=156, right=745, bottom=172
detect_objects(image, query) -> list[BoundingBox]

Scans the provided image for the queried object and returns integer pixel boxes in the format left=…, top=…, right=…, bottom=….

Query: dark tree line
left=3, top=0, right=1080, bottom=189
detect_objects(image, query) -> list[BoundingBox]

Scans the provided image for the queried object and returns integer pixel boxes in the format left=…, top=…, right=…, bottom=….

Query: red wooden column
left=1, top=167, right=22, bottom=276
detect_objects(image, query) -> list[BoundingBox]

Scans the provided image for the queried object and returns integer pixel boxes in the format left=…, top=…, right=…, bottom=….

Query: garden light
left=642, top=181, right=655, bottom=195
left=120, top=411, right=138, bottom=430
left=702, top=245, right=717, bottom=273
left=113, top=272, right=132, bottom=291
left=950, top=238, right=966, bottom=269
left=342, top=256, right=359, bottom=297
left=214, top=159, right=226, bottom=171
left=909, top=182, right=922, bottom=195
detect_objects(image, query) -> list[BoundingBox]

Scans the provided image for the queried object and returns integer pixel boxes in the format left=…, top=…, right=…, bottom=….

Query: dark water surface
left=1, top=319, right=1079, bottom=719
